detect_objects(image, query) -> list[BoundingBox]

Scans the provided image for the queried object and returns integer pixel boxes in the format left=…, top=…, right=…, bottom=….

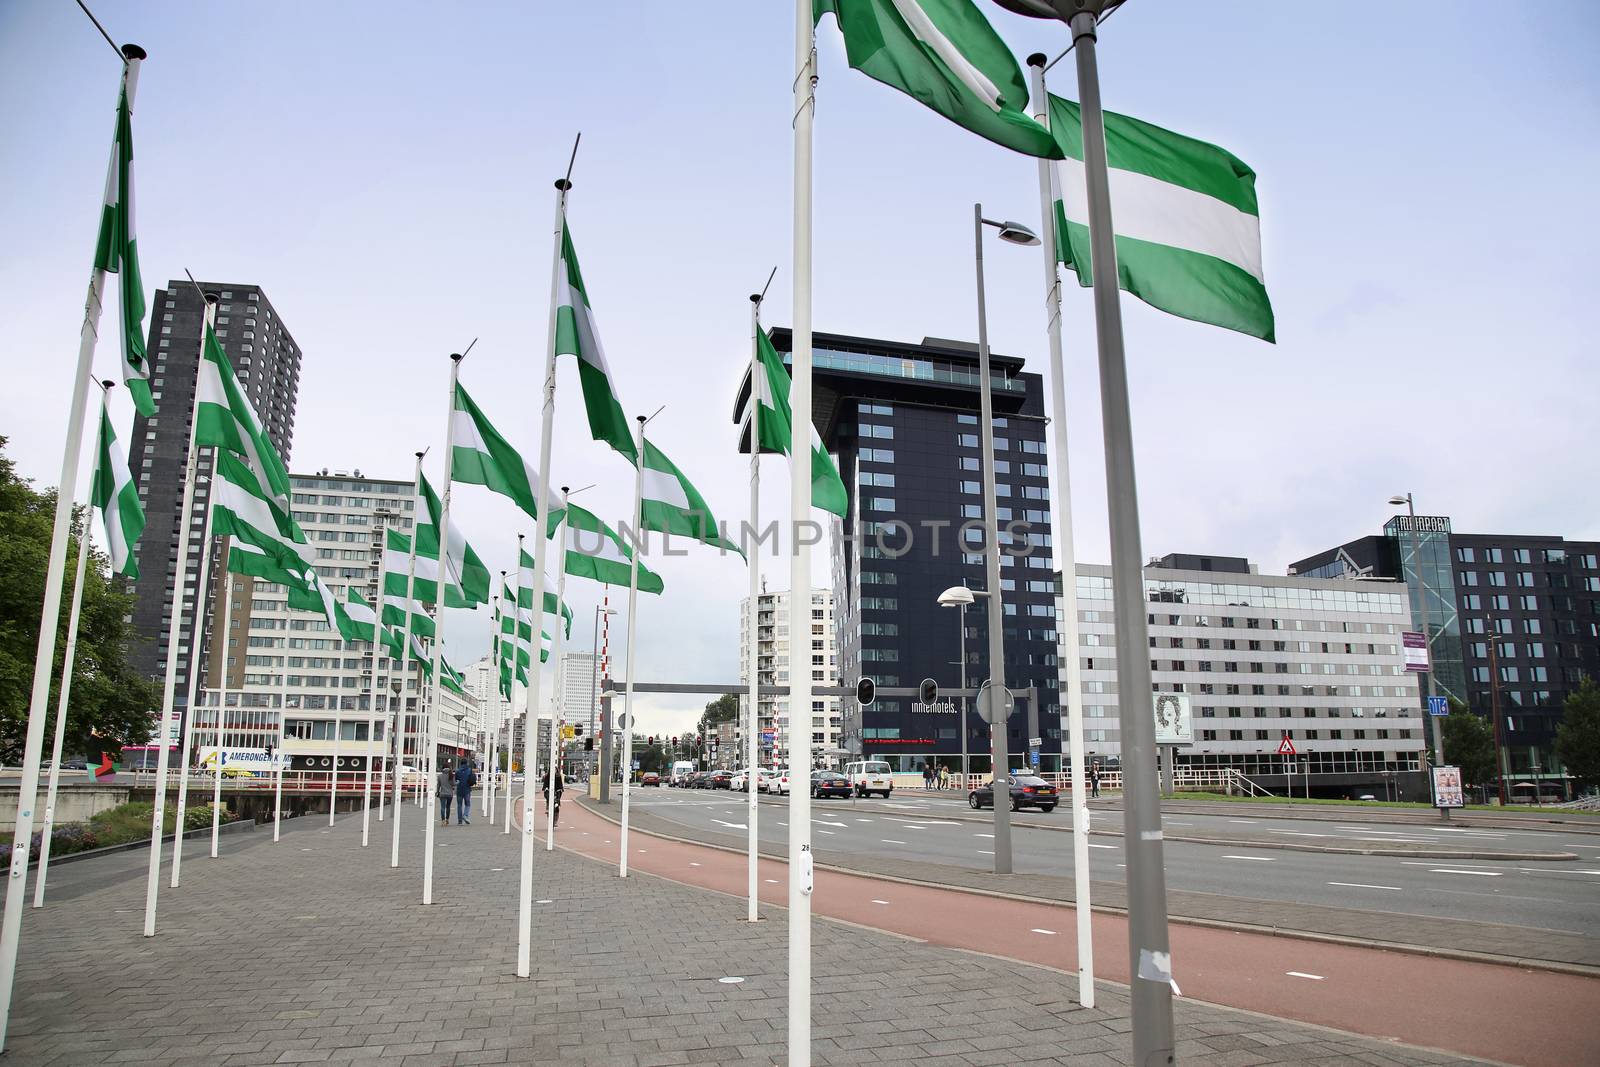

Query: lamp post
left=972, top=206, right=1038, bottom=876
left=938, top=584, right=991, bottom=786
left=1390, top=494, right=1446, bottom=771
left=589, top=606, right=617, bottom=781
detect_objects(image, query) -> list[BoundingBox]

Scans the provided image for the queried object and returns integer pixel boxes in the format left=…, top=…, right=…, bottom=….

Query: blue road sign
left=1029, top=750, right=1041, bottom=767
left=1428, top=696, right=1449, bottom=716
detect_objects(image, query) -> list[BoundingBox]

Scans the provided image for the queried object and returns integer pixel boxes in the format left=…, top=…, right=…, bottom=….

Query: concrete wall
left=0, top=785, right=131, bottom=825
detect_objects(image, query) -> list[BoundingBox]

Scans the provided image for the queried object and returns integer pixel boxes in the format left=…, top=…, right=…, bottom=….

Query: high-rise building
left=1294, top=521, right=1600, bottom=782
left=759, top=330, right=1057, bottom=772
left=1063, top=554, right=1425, bottom=792
left=465, top=655, right=516, bottom=751
left=127, top=282, right=303, bottom=741
left=738, top=588, right=841, bottom=769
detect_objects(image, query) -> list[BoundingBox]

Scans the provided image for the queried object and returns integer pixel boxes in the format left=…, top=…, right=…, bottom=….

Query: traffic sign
left=1427, top=696, right=1448, bottom=717
left=616, top=712, right=632, bottom=731
left=561, top=724, right=576, bottom=740
left=1029, top=751, right=1041, bottom=767
left=1028, top=737, right=1042, bottom=749
left=1276, top=736, right=1296, bottom=756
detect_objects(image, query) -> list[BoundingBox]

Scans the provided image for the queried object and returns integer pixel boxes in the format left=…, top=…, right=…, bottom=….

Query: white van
left=669, top=760, right=696, bottom=787
left=844, top=759, right=893, bottom=799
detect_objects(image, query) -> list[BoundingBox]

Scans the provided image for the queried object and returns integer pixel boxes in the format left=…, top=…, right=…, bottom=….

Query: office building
left=1064, top=554, right=1425, bottom=790
left=465, top=656, right=517, bottom=752
left=127, top=283, right=303, bottom=743
left=737, top=587, right=840, bottom=767
left=759, top=330, right=1057, bottom=772
left=1294, top=520, right=1600, bottom=778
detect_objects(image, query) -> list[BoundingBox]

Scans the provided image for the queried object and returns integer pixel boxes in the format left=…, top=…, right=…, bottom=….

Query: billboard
left=1402, top=631, right=1430, bottom=672
left=1431, top=765, right=1465, bottom=809
left=197, top=747, right=285, bottom=773
left=1152, top=693, right=1193, bottom=745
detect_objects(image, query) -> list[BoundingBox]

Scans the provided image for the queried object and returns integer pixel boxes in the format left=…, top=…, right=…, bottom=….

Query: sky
left=3, top=1, right=1598, bottom=738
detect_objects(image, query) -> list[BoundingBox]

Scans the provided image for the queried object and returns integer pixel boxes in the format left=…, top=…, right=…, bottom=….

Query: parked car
left=709, top=769, right=734, bottom=789
left=641, top=772, right=661, bottom=787
left=729, top=769, right=750, bottom=792
left=689, top=771, right=711, bottom=789
left=844, top=759, right=894, bottom=799
left=769, top=770, right=791, bottom=796
left=968, top=774, right=1058, bottom=812
left=811, top=771, right=852, bottom=799
left=756, top=768, right=779, bottom=793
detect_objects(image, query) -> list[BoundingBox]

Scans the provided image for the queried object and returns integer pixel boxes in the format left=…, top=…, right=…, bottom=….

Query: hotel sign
left=1388, top=515, right=1451, bottom=534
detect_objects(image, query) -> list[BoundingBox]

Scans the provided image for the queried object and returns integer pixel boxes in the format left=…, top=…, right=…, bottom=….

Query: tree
left=1555, top=677, right=1600, bottom=788
left=1440, top=704, right=1496, bottom=788
left=0, top=437, right=158, bottom=762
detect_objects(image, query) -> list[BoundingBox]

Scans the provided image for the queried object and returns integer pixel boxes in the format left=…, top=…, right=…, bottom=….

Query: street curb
left=576, top=797, right=1600, bottom=979
left=1096, top=800, right=1600, bottom=836
left=25, top=817, right=255, bottom=869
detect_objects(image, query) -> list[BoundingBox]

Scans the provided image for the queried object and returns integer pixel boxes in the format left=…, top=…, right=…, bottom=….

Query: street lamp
left=1389, top=493, right=1447, bottom=773
left=938, top=584, right=991, bottom=784
left=973, top=206, right=1037, bottom=877
left=589, top=606, right=618, bottom=781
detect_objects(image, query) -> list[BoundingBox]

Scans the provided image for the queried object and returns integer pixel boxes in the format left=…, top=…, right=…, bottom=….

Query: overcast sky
left=3, top=1, right=1597, bottom=738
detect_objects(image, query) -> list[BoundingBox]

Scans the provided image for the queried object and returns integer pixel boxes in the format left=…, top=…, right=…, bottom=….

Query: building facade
left=127, top=282, right=303, bottom=745
left=759, top=330, right=1057, bottom=773
left=738, top=587, right=840, bottom=768
left=1294, top=521, right=1600, bottom=778
left=1064, top=555, right=1424, bottom=786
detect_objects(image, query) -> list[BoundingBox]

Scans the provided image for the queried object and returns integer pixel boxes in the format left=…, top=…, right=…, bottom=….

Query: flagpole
left=210, top=541, right=237, bottom=857
left=545, top=489, right=571, bottom=853
left=1066, top=9, right=1175, bottom=1058
left=328, top=704, right=342, bottom=826
left=618, top=422, right=648, bottom=878
left=518, top=174, right=570, bottom=980
left=168, top=450, right=219, bottom=889
left=392, top=452, right=425, bottom=868
left=746, top=293, right=763, bottom=922
left=1028, top=52, right=1094, bottom=1009
left=505, top=548, right=523, bottom=837
left=488, top=590, right=501, bottom=826
left=788, top=2, right=818, bottom=1060
left=273, top=667, right=288, bottom=842
left=423, top=355, right=463, bottom=905
left=33, top=381, right=113, bottom=908
left=0, top=48, right=144, bottom=1043
left=361, top=598, right=380, bottom=846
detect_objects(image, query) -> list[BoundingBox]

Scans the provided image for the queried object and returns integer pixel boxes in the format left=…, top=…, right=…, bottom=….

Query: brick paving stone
left=2, top=802, right=1496, bottom=1066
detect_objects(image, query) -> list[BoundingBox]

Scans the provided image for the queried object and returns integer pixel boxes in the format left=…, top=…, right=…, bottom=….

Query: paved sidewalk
left=600, top=799, right=1600, bottom=972
left=6, top=803, right=1488, bottom=1066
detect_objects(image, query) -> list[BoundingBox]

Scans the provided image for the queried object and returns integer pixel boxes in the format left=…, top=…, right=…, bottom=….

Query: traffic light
left=584, top=738, right=594, bottom=752
left=856, top=677, right=876, bottom=707
left=573, top=723, right=585, bottom=737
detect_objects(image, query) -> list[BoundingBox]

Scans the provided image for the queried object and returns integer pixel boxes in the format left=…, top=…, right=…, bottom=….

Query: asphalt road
left=627, top=787, right=1600, bottom=937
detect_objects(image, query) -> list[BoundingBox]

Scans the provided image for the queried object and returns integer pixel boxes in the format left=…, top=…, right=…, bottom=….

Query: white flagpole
left=1028, top=54, right=1095, bottom=1009
left=423, top=355, right=464, bottom=906
left=0, top=51, right=145, bottom=1040
left=487, top=590, right=501, bottom=826
left=618, top=420, right=647, bottom=878
left=391, top=452, right=425, bottom=868
left=361, top=599, right=380, bottom=846
left=328, top=706, right=341, bottom=826
left=169, top=450, right=218, bottom=889
left=210, top=542, right=237, bottom=857
left=148, top=295, right=217, bottom=908
left=33, top=382, right=109, bottom=908
left=273, top=668, right=288, bottom=842
left=517, top=173, right=569, bottom=979
left=545, top=492, right=571, bottom=853
left=788, top=2, right=818, bottom=1061
left=745, top=295, right=762, bottom=922
left=505, top=547, right=524, bottom=837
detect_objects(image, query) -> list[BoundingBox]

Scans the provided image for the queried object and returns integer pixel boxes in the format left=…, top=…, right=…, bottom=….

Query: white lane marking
left=1400, top=861, right=1500, bottom=868
left=1328, top=881, right=1402, bottom=891
left=1516, top=868, right=1600, bottom=876
left=814, top=819, right=848, bottom=828
left=885, top=818, right=962, bottom=826
left=1269, top=830, right=1330, bottom=838
left=718, top=976, right=745, bottom=985
left=765, top=878, right=779, bottom=884
left=1031, top=928, right=1057, bottom=935
left=817, top=830, right=836, bottom=835
left=975, top=833, right=995, bottom=838
left=854, top=818, right=874, bottom=823
left=1166, top=821, right=1193, bottom=826
left=1087, top=843, right=1116, bottom=850
left=1229, top=819, right=1258, bottom=824
left=1430, top=868, right=1502, bottom=876
left=1287, top=971, right=1324, bottom=981
left=881, top=839, right=908, bottom=845
left=712, top=819, right=748, bottom=830
left=689, top=862, right=702, bottom=868
left=536, top=899, right=553, bottom=904
left=491, top=868, right=504, bottom=872
left=978, top=850, right=994, bottom=855
left=1222, top=855, right=1274, bottom=862
left=870, top=899, right=891, bottom=905
left=777, top=821, right=788, bottom=827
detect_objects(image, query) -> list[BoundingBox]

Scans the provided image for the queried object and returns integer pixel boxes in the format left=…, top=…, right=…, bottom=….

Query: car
left=844, top=759, right=894, bottom=799
left=708, top=769, right=734, bottom=789
left=688, top=771, right=711, bottom=789
left=755, top=768, right=778, bottom=793
left=729, top=769, right=750, bottom=792
left=768, top=771, right=791, bottom=796
left=641, top=772, right=661, bottom=787
left=968, top=774, right=1058, bottom=812
left=811, top=771, right=851, bottom=799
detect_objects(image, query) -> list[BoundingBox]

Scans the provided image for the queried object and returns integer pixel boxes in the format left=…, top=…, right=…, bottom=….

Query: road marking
left=1328, top=881, right=1402, bottom=891
left=975, top=833, right=994, bottom=838
left=1430, top=868, right=1502, bottom=876
left=491, top=868, right=504, bottom=872
left=854, top=818, right=874, bottom=823
left=718, top=976, right=745, bottom=985
left=817, top=830, right=836, bottom=835
left=1269, top=830, right=1330, bottom=838
left=886, top=818, right=962, bottom=826
left=1030, top=928, right=1057, bottom=935
left=689, top=862, right=702, bottom=867
left=881, top=839, right=908, bottom=845
left=536, top=899, right=553, bottom=904
left=870, top=899, right=891, bottom=905
left=1287, top=971, right=1324, bottom=981
left=1229, top=819, right=1258, bottom=824
left=1222, top=855, right=1273, bottom=862
left=814, top=819, right=848, bottom=827
left=978, top=850, right=994, bottom=855
left=1087, top=843, right=1116, bottom=850
left=712, top=819, right=748, bottom=830
left=765, top=878, right=779, bottom=884
left=1516, top=868, right=1600, bottom=876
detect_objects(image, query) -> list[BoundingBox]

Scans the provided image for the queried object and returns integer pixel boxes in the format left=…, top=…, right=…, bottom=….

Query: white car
left=768, top=771, right=791, bottom=795
left=729, top=769, right=750, bottom=792
left=844, top=759, right=894, bottom=799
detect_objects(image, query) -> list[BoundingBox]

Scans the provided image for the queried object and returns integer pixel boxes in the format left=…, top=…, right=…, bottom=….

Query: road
left=625, top=787, right=1600, bottom=937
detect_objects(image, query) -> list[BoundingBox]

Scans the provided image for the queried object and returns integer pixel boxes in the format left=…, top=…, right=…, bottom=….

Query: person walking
left=1089, top=760, right=1101, bottom=799
left=922, top=763, right=933, bottom=791
left=939, top=765, right=951, bottom=791
left=438, top=760, right=454, bottom=824
left=455, top=757, right=477, bottom=825
left=542, top=768, right=564, bottom=827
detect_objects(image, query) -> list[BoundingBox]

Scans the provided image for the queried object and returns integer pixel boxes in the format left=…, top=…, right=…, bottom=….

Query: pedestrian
left=438, top=760, right=454, bottom=824
left=939, top=765, right=950, bottom=791
left=1089, top=761, right=1101, bottom=799
left=542, top=768, right=564, bottom=827
left=922, top=763, right=933, bottom=790
left=455, top=757, right=477, bottom=825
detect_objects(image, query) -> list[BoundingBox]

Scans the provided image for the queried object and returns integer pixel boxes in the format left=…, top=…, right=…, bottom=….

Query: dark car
left=968, top=774, right=1058, bottom=812
left=641, top=772, right=660, bottom=787
left=810, top=772, right=851, bottom=799
left=708, top=769, right=734, bottom=789
left=690, top=771, right=712, bottom=789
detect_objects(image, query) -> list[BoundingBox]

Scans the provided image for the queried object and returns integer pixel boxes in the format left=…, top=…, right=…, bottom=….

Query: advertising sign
left=196, top=747, right=285, bottom=773
left=1152, top=693, right=1192, bottom=745
left=1402, top=631, right=1430, bottom=672
left=1431, top=765, right=1465, bottom=809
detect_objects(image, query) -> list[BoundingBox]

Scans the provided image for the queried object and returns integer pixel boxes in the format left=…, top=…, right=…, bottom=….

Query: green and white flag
left=639, top=440, right=743, bottom=557
left=814, top=0, right=1061, bottom=160
left=739, top=327, right=849, bottom=518
left=383, top=528, right=480, bottom=610
left=451, top=382, right=561, bottom=521
left=415, top=471, right=490, bottom=606
left=91, top=399, right=144, bottom=578
left=502, top=577, right=554, bottom=668
left=336, top=586, right=379, bottom=644
left=440, top=656, right=467, bottom=697
left=554, top=223, right=636, bottom=463
left=224, top=537, right=337, bottom=624
left=210, top=450, right=311, bottom=577
left=1047, top=94, right=1274, bottom=342
left=546, top=503, right=663, bottom=594
left=517, top=546, right=574, bottom=637
left=195, top=323, right=294, bottom=508
left=91, top=82, right=152, bottom=415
